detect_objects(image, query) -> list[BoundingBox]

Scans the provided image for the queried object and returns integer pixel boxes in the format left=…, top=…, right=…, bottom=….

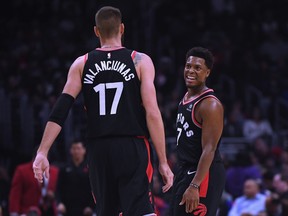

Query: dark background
left=1, top=0, right=288, bottom=215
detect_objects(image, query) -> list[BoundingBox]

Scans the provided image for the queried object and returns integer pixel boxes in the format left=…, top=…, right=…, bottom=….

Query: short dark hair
left=186, top=47, right=214, bottom=70
left=70, top=138, right=84, bottom=146
left=95, top=6, right=122, bottom=38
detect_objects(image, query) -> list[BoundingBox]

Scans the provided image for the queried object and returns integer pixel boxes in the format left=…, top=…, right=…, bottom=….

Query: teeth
left=187, top=76, right=195, bottom=80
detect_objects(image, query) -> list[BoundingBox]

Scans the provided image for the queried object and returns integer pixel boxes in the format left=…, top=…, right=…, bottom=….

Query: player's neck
left=101, top=39, right=122, bottom=49
left=101, top=44, right=122, bottom=49
left=73, top=158, right=83, bottom=167
left=186, top=85, right=208, bottom=99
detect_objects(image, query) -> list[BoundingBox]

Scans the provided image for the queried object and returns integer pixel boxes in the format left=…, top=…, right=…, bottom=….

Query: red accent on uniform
left=131, top=50, right=137, bottom=60
left=191, top=95, right=218, bottom=128
left=193, top=203, right=207, bottom=216
left=143, top=137, right=153, bottom=183
left=199, top=173, right=209, bottom=198
left=182, top=89, right=213, bottom=105
left=84, top=53, right=88, bottom=63
left=91, top=191, right=96, bottom=204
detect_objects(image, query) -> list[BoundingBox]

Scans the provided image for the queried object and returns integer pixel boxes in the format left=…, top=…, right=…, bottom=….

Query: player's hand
left=179, top=186, right=199, bottom=213
left=33, top=152, right=50, bottom=183
left=158, top=162, right=174, bottom=193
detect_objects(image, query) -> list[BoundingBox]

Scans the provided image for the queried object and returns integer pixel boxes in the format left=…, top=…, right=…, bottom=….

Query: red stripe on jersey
left=84, top=53, right=88, bottom=63
left=192, top=95, right=219, bottom=128
left=143, top=137, right=153, bottom=183
left=182, top=89, right=213, bottom=105
left=199, top=172, right=209, bottom=198
left=91, top=191, right=96, bottom=204
left=131, top=50, right=137, bottom=60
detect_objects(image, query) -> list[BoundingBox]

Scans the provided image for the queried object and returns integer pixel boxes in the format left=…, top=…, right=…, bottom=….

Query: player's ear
left=120, top=23, right=124, bottom=35
left=94, top=26, right=100, bottom=38
left=206, top=69, right=211, bottom=78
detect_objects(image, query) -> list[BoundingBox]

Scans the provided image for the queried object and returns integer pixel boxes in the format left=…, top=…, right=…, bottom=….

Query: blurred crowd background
left=1, top=0, right=288, bottom=215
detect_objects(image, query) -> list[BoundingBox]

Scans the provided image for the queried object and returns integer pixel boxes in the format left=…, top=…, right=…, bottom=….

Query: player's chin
left=185, top=82, right=195, bottom=88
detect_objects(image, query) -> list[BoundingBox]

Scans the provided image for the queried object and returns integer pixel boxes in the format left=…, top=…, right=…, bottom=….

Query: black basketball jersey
left=176, top=89, right=222, bottom=166
left=81, top=48, right=148, bottom=139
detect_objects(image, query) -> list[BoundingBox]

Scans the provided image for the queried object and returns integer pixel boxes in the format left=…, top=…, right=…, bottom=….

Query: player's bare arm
left=62, top=55, right=85, bottom=98
left=180, top=97, right=224, bottom=212
left=193, top=97, right=224, bottom=185
left=139, top=53, right=166, bottom=162
left=37, top=55, right=84, bottom=153
left=33, top=55, right=84, bottom=183
left=138, top=52, right=174, bottom=192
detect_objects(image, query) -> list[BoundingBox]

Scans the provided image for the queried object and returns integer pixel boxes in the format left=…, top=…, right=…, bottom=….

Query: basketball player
left=171, top=47, right=225, bottom=216
left=32, top=6, right=173, bottom=216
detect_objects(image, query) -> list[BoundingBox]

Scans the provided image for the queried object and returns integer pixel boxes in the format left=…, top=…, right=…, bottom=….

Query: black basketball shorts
left=86, top=136, right=156, bottom=216
left=171, top=162, right=225, bottom=216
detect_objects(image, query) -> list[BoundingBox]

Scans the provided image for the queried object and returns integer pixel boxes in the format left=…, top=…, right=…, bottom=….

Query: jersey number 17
left=93, top=82, right=123, bottom=115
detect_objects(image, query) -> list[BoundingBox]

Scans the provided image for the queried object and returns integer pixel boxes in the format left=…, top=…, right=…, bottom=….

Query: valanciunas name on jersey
left=84, top=60, right=135, bottom=84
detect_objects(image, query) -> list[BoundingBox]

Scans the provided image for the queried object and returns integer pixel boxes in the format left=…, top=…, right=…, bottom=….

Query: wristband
left=189, top=183, right=200, bottom=189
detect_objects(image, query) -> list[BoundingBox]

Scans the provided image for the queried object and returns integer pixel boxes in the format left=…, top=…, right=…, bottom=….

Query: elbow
left=145, top=109, right=160, bottom=121
left=202, top=145, right=217, bottom=155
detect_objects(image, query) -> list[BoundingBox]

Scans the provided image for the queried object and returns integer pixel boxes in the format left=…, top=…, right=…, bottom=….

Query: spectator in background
left=266, top=172, right=288, bottom=216
left=26, top=206, right=42, bottom=216
left=261, top=170, right=276, bottom=196
left=56, top=140, right=95, bottom=216
left=9, top=151, right=59, bottom=216
left=252, top=137, right=273, bottom=168
left=243, top=106, right=273, bottom=142
left=223, top=100, right=245, bottom=137
left=226, top=151, right=262, bottom=199
left=228, top=179, right=267, bottom=216
left=217, top=190, right=233, bottom=216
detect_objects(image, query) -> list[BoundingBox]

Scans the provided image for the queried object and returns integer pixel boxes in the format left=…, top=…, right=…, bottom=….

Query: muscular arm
left=192, top=97, right=224, bottom=186
left=137, top=52, right=173, bottom=192
left=138, top=53, right=166, bottom=163
left=34, top=56, right=84, bottom=182
left=37, top=56, right=84, bottom=155
left=180, top=97, right=224, bottom=212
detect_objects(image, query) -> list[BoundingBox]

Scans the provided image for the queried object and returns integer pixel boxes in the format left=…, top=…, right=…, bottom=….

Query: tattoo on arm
left=133, top=52, right=142, bottom=67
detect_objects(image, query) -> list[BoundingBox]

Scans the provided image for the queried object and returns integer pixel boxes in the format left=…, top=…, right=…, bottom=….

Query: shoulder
left=72, top=55, right=86, bottom=68
left=256, top=193, right=267, bottom=199
left=198, top=96, right=223, bottom=113
left=133, top=51, right=153, bottom=64
left=132, top=51, right=154, bottom=80
left=67, top=55, right=86, bottom=78
left=235, top=196, right=246, bottom=203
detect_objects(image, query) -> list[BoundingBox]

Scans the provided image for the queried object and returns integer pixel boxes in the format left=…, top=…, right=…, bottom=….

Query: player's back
left=82, top=48, right=148, bottom=139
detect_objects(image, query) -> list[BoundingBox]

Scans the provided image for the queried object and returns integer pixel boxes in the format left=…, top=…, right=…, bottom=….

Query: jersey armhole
left=131, top=50, right=137, bottom=60
left=84, top=53, right=88, bottom=63
left=192, top=95, right=219, bottom=128
left=131, top=50, right=141, bottom=81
